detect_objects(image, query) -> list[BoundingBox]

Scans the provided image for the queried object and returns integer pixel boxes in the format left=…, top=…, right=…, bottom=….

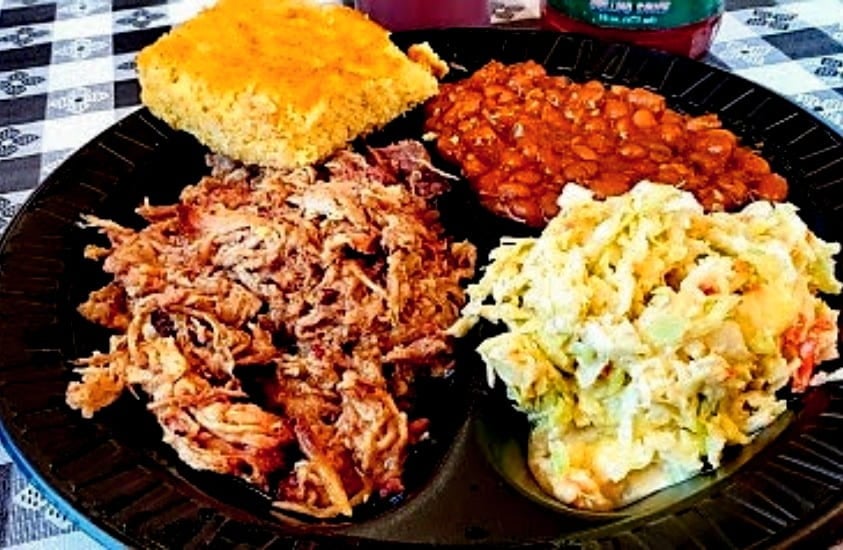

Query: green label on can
left=546, top=0, right=724, bottom=30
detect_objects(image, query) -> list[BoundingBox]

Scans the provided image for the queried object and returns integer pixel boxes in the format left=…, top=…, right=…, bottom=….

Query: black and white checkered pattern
left=709, top=0, right=843, bottom=132
left=0, top=0, right=211, bottom=195
left=0, top=0, right=841, bottom=548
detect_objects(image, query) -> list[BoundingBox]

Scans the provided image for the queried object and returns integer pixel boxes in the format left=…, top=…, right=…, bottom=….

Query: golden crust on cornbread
left=136, top=0, right=442, bottom=168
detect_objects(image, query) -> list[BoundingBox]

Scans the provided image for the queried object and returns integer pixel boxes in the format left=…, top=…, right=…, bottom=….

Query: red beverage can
left=355, top=0, right=491, bottom=31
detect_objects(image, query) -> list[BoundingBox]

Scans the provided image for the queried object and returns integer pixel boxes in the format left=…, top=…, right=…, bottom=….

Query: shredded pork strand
left=66, top=141, right=476, bottom=518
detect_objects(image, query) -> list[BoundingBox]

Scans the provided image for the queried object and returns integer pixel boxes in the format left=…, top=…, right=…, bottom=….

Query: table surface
left=1, top=0, right=842, bottom=548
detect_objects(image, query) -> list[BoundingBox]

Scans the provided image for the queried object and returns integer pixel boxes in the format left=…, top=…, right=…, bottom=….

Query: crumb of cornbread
left=136, top=0, right=442, bottom=168
left=408, top=42, right=450, bottom=79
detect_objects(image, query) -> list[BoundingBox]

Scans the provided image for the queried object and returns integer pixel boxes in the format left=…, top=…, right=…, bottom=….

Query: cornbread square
left=136, top=0, right=441, bottom=168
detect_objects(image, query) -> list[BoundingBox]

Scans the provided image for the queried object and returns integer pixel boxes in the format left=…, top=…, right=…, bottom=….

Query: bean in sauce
left=424, top=61, right=788, bottom=227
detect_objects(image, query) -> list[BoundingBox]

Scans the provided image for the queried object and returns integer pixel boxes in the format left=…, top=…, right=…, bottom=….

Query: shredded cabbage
left=451, top=181, right=842, bottom=511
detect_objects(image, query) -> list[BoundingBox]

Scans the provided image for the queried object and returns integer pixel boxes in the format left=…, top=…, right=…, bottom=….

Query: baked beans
left=424, top=61, right=788, bottom=227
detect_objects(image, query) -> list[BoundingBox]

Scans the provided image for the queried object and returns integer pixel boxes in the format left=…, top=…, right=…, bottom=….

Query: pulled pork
left=67, top=141, right=476, bottom=519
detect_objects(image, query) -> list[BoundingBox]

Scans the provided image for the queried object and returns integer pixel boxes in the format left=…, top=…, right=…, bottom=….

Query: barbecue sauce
left=542, top=0, right=724, bottom=59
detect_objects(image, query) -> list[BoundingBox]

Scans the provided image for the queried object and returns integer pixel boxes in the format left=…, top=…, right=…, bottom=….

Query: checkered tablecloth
left=1, top=0, right=842, bottom=548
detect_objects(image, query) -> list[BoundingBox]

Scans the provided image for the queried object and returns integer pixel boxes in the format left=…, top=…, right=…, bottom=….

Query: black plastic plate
left=0, top=29, right=842, bottom=549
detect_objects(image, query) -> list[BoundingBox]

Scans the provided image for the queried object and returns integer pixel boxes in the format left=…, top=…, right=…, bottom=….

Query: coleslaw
left=451, top=181, right=841, bottom=510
